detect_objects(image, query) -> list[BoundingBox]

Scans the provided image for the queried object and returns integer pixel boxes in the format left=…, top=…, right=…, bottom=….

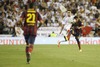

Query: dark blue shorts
left=71, top=29, right=81, bottom=37
left=24, top=35, right=36, bottom=45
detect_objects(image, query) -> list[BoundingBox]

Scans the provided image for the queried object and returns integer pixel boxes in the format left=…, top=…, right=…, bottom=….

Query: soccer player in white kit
left=60, top=11, right=74, bottom=34
left=58, top=11, right=75, bottom=47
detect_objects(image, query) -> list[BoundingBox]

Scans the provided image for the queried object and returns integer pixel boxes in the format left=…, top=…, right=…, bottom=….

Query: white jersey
left=61, top=15, right=74, bottom=30
left=62, top=15, right=74, bottom=24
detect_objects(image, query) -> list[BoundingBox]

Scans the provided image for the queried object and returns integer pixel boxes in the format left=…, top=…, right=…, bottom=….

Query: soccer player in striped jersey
left=19, top=3, right=43, bottom=64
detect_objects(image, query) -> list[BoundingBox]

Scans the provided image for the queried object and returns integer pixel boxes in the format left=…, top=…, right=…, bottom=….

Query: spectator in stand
left=0, top=0, right=100, bottom=37
left=23, top=0, right=28, bottom=10
left=0, top=15, right=4, bottom=34
left=0, top=2, right=4, bottom=34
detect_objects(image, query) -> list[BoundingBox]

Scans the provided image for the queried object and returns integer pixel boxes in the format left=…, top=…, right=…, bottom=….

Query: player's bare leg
left=58, top=40, right=60, bottom=47
left=58, top=40, right=67, bottom=47
left=58, top=32, right=70, bottom=47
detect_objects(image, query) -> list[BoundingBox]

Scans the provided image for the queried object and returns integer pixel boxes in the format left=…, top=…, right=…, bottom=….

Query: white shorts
left=64, top=23, right=72, bottom=31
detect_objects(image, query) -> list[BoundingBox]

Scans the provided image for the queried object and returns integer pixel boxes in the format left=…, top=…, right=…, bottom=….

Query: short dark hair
left=29, top=3, right=33, bottom=8
left=29, top=2, right=36, bottom=8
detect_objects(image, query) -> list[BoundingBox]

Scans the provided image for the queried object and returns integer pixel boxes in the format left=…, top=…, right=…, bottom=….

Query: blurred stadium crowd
left=0, top=0, right=100, bottom=36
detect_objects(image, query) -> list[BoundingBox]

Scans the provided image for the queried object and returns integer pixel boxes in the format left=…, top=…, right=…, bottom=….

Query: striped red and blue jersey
left=21, top=9, right=42, bottom=36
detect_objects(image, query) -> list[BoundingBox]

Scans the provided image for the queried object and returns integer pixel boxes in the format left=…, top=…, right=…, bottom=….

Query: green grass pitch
left=0, top=45, right=100, bottom=67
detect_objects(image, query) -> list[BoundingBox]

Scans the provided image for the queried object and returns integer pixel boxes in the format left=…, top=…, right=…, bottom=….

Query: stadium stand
left=0, top=0, right=100, bottom=37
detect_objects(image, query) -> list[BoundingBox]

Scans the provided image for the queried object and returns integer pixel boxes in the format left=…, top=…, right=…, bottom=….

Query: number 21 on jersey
left=26, top=13, right=36, bottom=25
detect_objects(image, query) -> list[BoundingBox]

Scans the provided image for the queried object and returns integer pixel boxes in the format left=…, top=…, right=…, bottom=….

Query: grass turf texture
left=0, top=45, right=100, bottom=67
